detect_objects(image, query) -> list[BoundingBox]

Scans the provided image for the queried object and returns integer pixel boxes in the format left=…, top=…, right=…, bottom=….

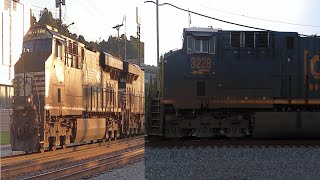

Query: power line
left=62, top=12, right=82, bottom=35
left=199, top=4, right=320, bottom=28
left=82, top=0, right=114, bottom=28
left=30, top=8, right=58, bottom=17
left=144, top=1, right=271, bottom=31
left=78, top=0, right=101, bottom=21
left=31, top=4, right=55, bottom=11
left=88, top=0, right=101, bottom=14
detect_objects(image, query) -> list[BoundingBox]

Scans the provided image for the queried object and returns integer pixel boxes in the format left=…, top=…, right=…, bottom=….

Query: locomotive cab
left=11, top=25, right=79, bottom=152
left=11, top=26, right=56, bottom=152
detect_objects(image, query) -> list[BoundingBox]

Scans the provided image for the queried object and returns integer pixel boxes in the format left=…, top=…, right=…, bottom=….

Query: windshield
left=23, top=39, right=52, bottom=53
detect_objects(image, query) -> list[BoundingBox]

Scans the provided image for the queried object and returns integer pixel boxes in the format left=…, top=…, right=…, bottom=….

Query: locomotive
left=148, top=27, right=320, bottom=139
left=10, top=25, right=144, bottom=152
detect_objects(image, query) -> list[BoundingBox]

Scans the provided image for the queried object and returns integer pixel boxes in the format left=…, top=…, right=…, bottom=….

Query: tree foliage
left=33, top=8, right=144, bottom=60
left=38, top=8, right=58, bottom=28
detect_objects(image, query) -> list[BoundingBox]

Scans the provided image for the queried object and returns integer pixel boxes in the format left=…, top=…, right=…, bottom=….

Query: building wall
left=0, top=84, right=13, bottom=109
left=143, top=64, right=158, bottom=95
left=0, top=109, right=12, bottom=131
left=1, top=1, right=30, bottom=138
left=1, top=0, right=30, bottom=86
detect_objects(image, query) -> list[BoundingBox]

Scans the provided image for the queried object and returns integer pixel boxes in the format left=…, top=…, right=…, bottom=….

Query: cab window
left=23, top=39, right=52, bottom=53
left=187, top=36, right=193, bottom=53
left=194, top=39, right=208, bottom=53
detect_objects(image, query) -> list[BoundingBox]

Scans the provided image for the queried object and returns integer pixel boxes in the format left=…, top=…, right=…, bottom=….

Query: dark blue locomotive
left=149, top=27, right=320, bottom=138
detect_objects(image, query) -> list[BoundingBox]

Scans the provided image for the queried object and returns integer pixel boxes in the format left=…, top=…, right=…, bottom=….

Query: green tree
left=38, top=8, right=58, bottom=28
left=34, top=8, right=145, bottom=62
left=60, top=24, right=71, bottom=37
left=35, top=8, right=78, bottom=40
left=70, top=33, right=78, bottom=40
left=78, top=35, right=87, bottom=45
left=86, top=41, right=99, bottom=51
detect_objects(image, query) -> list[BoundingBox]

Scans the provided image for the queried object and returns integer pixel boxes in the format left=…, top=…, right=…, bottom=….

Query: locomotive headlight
left=27, top=97, right=31, bottom=103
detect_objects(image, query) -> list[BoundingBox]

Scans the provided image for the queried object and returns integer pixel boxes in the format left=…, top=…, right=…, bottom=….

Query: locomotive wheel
left=50, top=145, right=57, bottom=151
left=62, top=144, right=67, bottom=149
left=38, top=144, right=45, bottom=153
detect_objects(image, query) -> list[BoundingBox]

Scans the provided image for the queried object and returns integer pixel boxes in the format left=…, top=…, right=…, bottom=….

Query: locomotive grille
left=14, top=72, right=45, bottom=96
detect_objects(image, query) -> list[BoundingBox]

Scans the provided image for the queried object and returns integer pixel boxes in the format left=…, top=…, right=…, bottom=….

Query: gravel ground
left=5, top=145, right=320, bottom=180
left=145, top=146, right=320, bottom=180
left=87, top=159, right=145, bottom=180
left=0, top=145, right=24, bottom=157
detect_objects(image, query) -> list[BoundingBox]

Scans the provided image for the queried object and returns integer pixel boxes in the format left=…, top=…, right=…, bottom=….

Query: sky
left=29, top=0, right=320, bottom=66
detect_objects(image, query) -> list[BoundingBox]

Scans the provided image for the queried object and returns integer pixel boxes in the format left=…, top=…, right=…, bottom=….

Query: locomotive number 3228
left=191, top=57, right=212, bottom=69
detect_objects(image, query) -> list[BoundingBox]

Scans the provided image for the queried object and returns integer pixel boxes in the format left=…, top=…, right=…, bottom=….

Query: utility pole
left=2, top=12, right=4, bottom=66
left=12, top=0, right=25, bottom=95
left=112, top=23, right=123, bottom=59
left=13, top=0, right=24, bottom=52
left=156, top=0, right=160, bottom=96
left=9, top=0, right=12, bottom=81
left=136, top=7, right=141, bottom=67
left=137, top=27, right=141, bottom=67
left=124, top=15, right=127, bottom=61
left=188, top=8, right=191, bottom=28
left=56, top=0, right=65, bottom=33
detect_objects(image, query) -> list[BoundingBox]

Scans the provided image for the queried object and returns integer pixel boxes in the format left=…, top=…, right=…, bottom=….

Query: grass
left=1, top=131, right=10, bottom=145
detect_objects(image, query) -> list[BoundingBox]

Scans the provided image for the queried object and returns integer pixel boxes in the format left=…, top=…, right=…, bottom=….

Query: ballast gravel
left=4, top=145, right=320, bottom=179
left=0, top=145, right=24, bottom=157
left=87, top=159, right=145, bottom=180
left=145, top=146, right=320, bottom=180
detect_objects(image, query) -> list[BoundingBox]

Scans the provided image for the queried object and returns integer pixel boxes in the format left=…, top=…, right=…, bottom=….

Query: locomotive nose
left=10, top=96, right=40, bottom=152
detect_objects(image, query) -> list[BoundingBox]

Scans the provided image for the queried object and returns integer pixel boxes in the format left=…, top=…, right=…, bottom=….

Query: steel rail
left=27, top=148, right=144, bottom=180
left=2, top=135, right=142, bottom=163
left=1, top=136, right=144, bottom=178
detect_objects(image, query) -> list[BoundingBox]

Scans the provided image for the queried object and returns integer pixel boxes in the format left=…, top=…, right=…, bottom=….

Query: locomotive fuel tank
left=254, top=112, right=320, bottom=138
left=73, top=118, right=106, bottom=143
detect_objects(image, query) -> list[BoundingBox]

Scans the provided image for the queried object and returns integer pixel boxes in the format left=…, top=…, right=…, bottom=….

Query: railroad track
left=27, top=148, right=144, bottom=180
left=1, top=136, right=144, bottom=179
left=145, top=138, right=320, bottom=149
left=2, top=135, right=141, bottom=161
